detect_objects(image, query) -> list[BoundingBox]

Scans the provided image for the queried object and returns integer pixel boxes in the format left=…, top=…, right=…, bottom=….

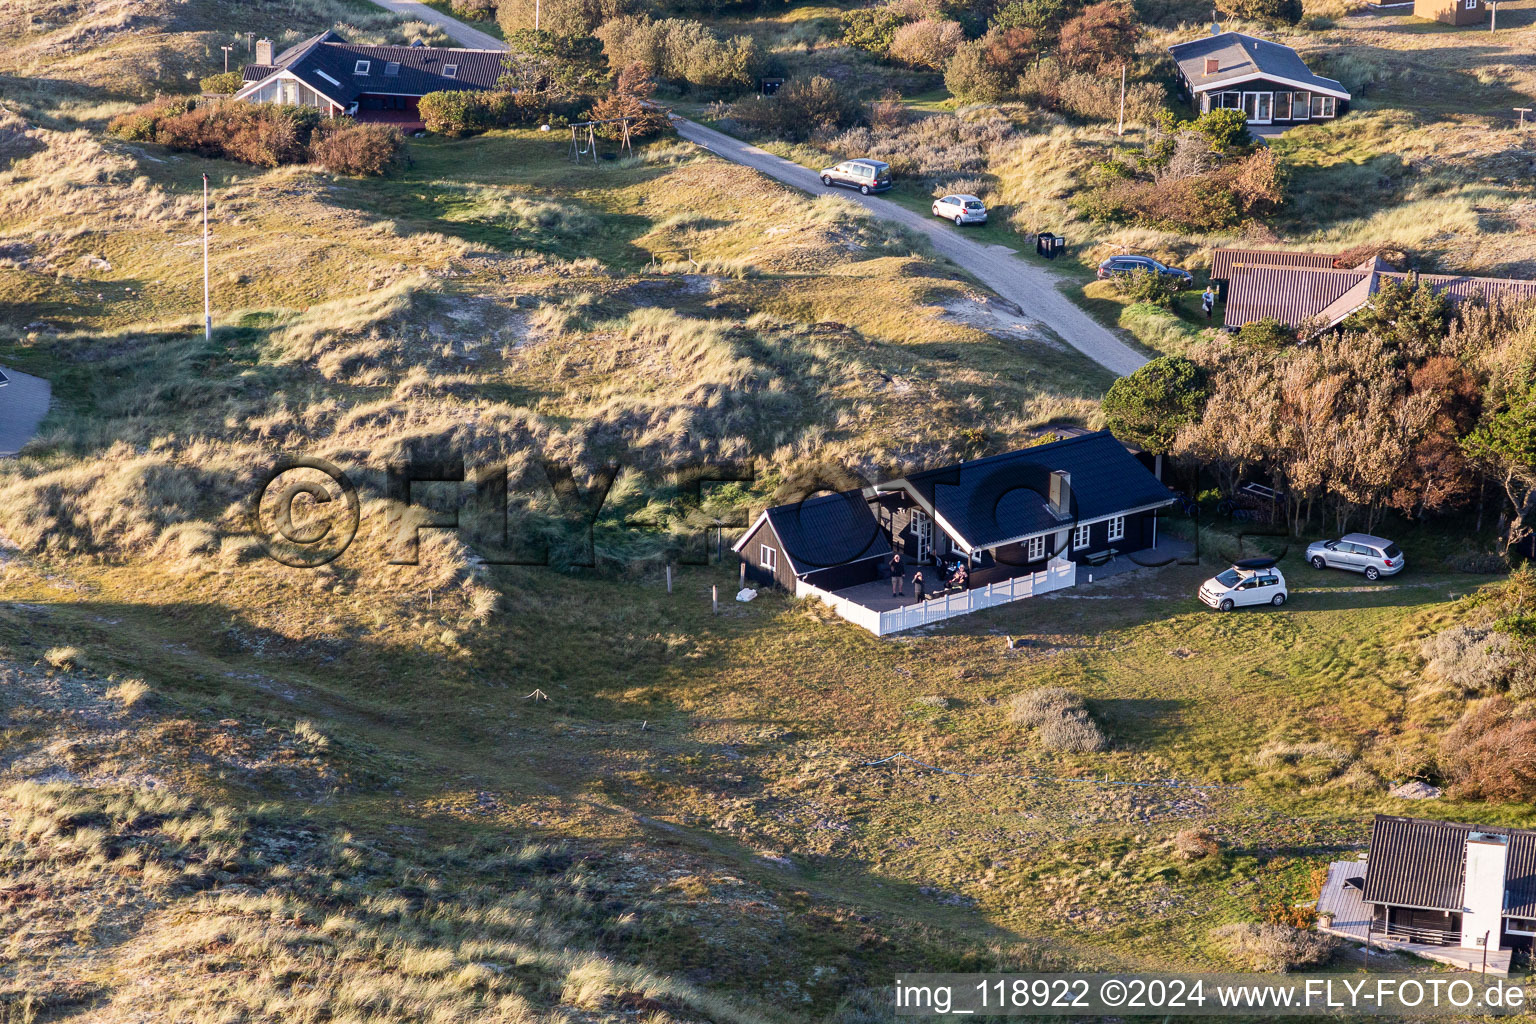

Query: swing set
left=568, top=116, right=634, bottom=163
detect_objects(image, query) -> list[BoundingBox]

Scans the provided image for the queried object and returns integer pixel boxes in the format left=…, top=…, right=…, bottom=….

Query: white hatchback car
left=1198, top=559, right=1288, bottom=612
left=932, top=194, right=987, bottom=225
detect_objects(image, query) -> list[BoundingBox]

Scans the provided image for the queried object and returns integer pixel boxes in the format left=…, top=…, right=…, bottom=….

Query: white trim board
left=1191, top=72, right=1350, bottom=101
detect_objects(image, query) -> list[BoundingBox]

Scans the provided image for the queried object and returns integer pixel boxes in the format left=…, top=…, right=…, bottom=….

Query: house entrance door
left=1242, top=92, right=1272, bottom=124
left=911, top=510, right=934, bottom=563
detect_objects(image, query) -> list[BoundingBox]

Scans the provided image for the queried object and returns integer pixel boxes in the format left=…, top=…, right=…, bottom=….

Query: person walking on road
left=888, top=551, right=904, bottom=596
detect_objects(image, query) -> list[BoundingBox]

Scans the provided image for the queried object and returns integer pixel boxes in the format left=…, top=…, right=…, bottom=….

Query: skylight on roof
left=385, top=61, right=400, bottom=75
left=443, top=64, right=458, bottom=78
left=354, top=59, right=370, bottom=75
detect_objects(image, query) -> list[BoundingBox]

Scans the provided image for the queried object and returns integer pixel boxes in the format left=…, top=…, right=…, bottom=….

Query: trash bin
left=1036, top=232, right=1065, bottom=259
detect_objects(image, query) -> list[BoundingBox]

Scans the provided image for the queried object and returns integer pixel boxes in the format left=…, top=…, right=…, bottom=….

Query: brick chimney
left=1204, top=57, right=1220, bottom=75
left=256, top=38, right=274, bottom=65
left=1048, top=470, right=1072, bottom=520
left=1459, top=831, right=1509, bottom=951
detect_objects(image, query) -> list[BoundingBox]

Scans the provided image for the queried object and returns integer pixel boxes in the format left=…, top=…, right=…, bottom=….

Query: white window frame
left=1026, top=535, right=1046, bottom=562
left=1107, top=515, right=1125, bottom=543
left=1311, top=94, right=1335, bottom=118
left=354, top=60, right=371, bottom=75
left=1465, top=0, right=1477, bottom=9
left=385, top=61, right=401, bottom=75
left=444, top=64, right=459, bottom=78
left=1293, top=91, right=1311, bottom=119
left=759, top=545, right=777, bottom=572
left=1073, top=523, right=1090, bottom=550
left=1274, top=91, right=1292, bottom=120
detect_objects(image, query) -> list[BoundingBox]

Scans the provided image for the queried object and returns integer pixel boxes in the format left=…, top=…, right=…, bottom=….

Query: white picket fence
left=797, top=557, right=1077, bottom=636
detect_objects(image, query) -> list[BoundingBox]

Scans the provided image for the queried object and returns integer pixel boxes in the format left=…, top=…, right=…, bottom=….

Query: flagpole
left=202, top=173, right=212, bottom=341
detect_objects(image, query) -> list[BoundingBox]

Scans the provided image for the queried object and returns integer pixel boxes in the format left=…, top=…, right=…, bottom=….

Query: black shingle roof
left=891, top=431, right=1175, bottom=550
left=239, top=31, right=503, bottom=105
left=763, top=490, right=891, bottom=576
left=1363, top=815, right=1536, bottom=917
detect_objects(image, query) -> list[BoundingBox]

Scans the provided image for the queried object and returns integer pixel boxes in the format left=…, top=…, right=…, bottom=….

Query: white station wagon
left=932, top=194, right=987, bottom=225
left=1199, top=558, right=1288, bottom=612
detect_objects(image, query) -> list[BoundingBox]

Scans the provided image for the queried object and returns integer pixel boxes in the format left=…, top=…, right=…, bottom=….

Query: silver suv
left=1306, top=533, right=1404, bottom=581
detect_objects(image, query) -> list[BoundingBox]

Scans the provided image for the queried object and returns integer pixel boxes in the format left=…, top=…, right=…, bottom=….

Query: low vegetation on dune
left=4, top=0, right=1536, bottom=1015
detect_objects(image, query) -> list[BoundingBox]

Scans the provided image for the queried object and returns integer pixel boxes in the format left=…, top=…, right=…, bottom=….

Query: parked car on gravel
left=1096, top=254, right=1193, bottom=287
left=1306, top=533, right=1404, bottom=581
left=1199, top=558, right=1288, bottom=612
left=932, top=194, right=987, bottom=225
left=820, top=159, right=892, bottom=195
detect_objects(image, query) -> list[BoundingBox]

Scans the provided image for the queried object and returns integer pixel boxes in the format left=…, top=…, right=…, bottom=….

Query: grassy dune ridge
left=0, top=0, right=1531, bottom=1019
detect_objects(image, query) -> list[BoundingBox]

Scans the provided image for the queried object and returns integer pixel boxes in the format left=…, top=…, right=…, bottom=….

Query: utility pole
left=1490, top=1, right=1497, bottom=29
left=535, top=0, right=541, bottom=30
left=1117, top=63, right=1127, bottom=136
left=202, top=173, right=212, bottom=342
left=221, top=44, right=233, bottom=72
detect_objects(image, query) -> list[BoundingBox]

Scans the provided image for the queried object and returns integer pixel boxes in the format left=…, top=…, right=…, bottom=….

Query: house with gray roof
left=1315, top=814, right=1536, bottom=975
left=1213, top=247, right=1536, bottom=333
left=1169, top=30, right=1349, bottom=132
left=733, top=432, right=1177, bottom=635
left=235, top=32, right=503, bottom=126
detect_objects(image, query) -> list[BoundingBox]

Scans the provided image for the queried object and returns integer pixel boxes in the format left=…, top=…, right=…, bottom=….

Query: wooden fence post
left=666, top=564, right=672, bottom=594
left=712, top=585, right=718, bottom=615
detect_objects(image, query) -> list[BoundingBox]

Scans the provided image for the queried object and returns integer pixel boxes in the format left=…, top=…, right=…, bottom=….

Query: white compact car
left=1198, top=558, right=1288, bottom=612
left=932, top=194, right=987, bottom=225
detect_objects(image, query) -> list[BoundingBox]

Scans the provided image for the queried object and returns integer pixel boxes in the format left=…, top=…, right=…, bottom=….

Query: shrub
left=497, top=0, right=627, bottom=37
left=310, top=120, right=404, bottom=175
left=1236, top=317, right=1294, bottom=348
left=1440, top=698, right=1536, bottom=801
left=888, top=19, right=964, bottom=71
left=1111, top=266, right=1182, bottom=306
left=1173, top=828, right=1219, bottom=861
left=107, top=95, right=196, bottom=142
left=599, top=15, right=763, bottom=89
left=1102, top=355, right=1209, bottom=455
left=110, top=99, right=401, bottom=174
left=1018, top=66, right=1162, bottom=124
left=725, top=75, right=863, bottom=141
left=1421, top=624, right=1534, bottom=694
left=1007, top=687, right=1107, bottom=752
left=418, top=89, right=514, bottom=135
left=1189, top=107, right=1251, bottom=152
left=199, top=71, right=245, bottom=95
left=1220, top=0, right=1303, bottom=23
left=1210, top=923, right=1336, bottom=972
left=945, top=41, right=1011, bottom=103
left=589, top=64, right=673, bottom=138
left=840, top=5, right=911, bottom=55
left=450, top=0, right=499, bottom=16
left=869, top=92, right=910, bottom=131
left=1056, top=0, right=1138, bottom=74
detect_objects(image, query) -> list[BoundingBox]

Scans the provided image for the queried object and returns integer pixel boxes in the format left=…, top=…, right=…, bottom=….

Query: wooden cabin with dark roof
left=734, top=432, right=1178, bottom=635
left=1169, top=31, right=1349, bottom=132
left=235, top=32, right=504, bottom=126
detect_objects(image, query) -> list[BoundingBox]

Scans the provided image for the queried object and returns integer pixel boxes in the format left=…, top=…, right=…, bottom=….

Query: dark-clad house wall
left=803, top=558, right=886, bottom=591
left=738, top=521, right=797, bottom=590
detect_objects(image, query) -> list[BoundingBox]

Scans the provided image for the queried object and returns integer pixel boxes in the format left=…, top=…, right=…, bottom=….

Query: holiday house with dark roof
left=1208, top=246, right=1536, bottom=333
left=1169, top=31, right=1349, bottom=132
left=235, top=32, right=503, bottom=126
left=733, top=431, right=1179, bottom=635
left=1315, top=814, right=1536, bottom=974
